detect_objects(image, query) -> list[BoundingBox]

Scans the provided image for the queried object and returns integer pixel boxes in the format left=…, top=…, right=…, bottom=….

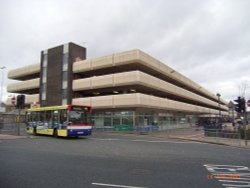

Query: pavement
left=1, top=126, right=249, bottom=149
left=93, top=127, right=250, bottom=149
left=0, top=134, right=27, bottom=140
left=149, top=127, right=250, bottom=149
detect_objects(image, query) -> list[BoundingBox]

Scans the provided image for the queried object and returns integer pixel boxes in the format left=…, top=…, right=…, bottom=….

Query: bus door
left=44, top=111, right=52, bottom=135
left=26, top=112, right=34, bottom=133
left=52, top=111, right=60, bottom=129
left=61, top=110, right=68, bottom=129
left=36, top=111, right=47, bottom=134
left=53, top=110, right=67, bottom=137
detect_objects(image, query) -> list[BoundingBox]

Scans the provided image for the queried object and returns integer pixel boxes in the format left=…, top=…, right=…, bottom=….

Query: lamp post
left=216, top=93, right=221, bottom=124
left=0, top=66, right=6, bottom=110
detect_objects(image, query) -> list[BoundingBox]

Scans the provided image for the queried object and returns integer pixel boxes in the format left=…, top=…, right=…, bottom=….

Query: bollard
left=245, top=129, right=247, bottom=146
left=216, top=129, right=218, bottom=143
left=17, top=109, right=21, bottom=136
left=238, top=131, right=241, bottom=147
left=0, top=116, right=3, bottom=134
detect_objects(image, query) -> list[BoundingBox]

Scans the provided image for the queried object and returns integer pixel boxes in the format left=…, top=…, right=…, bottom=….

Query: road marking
left=204, top=164, right=249, bottom=172
left=92, top=182, right=146, bottom=188
left=204, top=164, right=250, bottom=188
left=90, top=138, right=194, bottom=144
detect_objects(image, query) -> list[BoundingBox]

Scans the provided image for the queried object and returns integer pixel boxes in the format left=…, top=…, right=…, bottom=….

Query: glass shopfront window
left=113, top=115, right=120, bottom=126
left=104, top=117, right=112, bottom=126
left=122, top=116, right=133, bottom=126
left=91, top=111, right=195, bottom=131
left=91, top=111, right=134, bottom=128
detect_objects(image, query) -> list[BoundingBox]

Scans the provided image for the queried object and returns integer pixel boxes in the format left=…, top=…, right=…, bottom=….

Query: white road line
left=204, top=164, right=250, bottom=188
left=92, top=182, right=146, bottom=188
left=217, top=177, right=250, bottom=181
left=205, top=164, right=249, bottom=168
left=222, top=184, right=250, bottom=187
left=219, top=179, right=250, bottom=183
left=212, top=173, right=250, bottom=176
left=221, top=180, right=250, bottom=187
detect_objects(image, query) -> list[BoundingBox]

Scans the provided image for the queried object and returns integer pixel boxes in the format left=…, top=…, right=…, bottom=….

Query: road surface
left=0, top=133, right=249, bottom=188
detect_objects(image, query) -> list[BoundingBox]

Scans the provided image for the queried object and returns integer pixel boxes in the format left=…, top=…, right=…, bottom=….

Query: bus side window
left=35, top=112, right=39, bottom=122
left=60, top=110, right=67, bottom=124
left=39, top=111, right=45, bottom=122
left=32, top=112, right=38, bottom=122
left=53, top=111, right=59, bottom=123
left=26, top=112, right=31, bottom=122
left=45, top=111, right=52, bottom=122
left=31, top=112, right=33, bottom=121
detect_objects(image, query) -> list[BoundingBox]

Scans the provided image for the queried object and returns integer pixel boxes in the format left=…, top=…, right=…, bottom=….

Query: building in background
left=6, top=42, right=229, bottom=130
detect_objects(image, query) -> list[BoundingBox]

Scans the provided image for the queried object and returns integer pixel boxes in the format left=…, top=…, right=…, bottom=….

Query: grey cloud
left=1, top=0, right=250, bottom=102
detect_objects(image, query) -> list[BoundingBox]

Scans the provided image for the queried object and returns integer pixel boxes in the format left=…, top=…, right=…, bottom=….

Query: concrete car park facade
left=7, top=43, right=228, bottom=130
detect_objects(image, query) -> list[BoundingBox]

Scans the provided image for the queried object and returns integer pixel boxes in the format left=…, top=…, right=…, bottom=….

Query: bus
left=26, top=104, right=92, bottom=137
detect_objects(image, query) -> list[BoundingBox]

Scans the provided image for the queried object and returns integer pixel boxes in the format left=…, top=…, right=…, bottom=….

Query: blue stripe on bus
left=67, top=129, right=92, bottom=136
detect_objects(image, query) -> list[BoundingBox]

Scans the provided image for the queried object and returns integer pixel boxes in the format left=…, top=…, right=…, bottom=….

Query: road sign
left=247, top=100, right=250, bottom=107
left=11, top=97, right=16, bottom=105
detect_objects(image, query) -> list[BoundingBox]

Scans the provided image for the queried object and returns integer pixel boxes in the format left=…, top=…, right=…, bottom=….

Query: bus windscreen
left=68, top=110, right=90, bottom=125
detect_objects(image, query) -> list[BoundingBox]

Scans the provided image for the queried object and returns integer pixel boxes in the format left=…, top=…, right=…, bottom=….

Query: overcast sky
left=0, top=0, right=250, bottom=103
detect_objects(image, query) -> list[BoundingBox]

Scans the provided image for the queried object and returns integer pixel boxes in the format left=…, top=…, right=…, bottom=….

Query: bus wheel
left=53, top=129, right=58, bottom=137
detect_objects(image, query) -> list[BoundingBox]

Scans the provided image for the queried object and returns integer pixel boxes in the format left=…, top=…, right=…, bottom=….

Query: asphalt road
left=0, top=133, right=249, bottom=188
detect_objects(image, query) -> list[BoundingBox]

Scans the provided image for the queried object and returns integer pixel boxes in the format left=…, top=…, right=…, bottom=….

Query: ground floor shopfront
left=91, top=109, right=199, bottom=131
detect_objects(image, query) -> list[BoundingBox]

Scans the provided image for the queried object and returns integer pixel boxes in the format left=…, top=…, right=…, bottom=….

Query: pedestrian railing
left=203, top=127, right=250, bottom=147
left=92, top=125, right=160, bottom=134
left=204, top=129, right=240, bottom=139
left=0, top=113, right=26, bottom=136
left=204, top=127, right=250, bottom=139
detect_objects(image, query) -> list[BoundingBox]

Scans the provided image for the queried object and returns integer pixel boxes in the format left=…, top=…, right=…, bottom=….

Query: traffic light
left=234, top=96, right=242, bottom=113
left=16, top=95, right=25, bottom=109
left=234, top=96, right=246, bottom=113
left=241, top=97, right=246, bottom=113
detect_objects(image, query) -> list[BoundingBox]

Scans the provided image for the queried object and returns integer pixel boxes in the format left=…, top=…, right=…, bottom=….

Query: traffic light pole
left=234, top=96, right=248, bottom=146
left=16, top=94, right=25, bottom=136
left=17, top=107, right=20, bottom=136
left=243, top=111, right=248, bottom=146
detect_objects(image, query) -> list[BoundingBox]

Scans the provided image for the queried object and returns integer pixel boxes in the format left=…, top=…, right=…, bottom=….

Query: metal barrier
left=134, top=125, right=159, bottom=134
left=203, top=127, right=250, bottom=147
left=0, top=113, right=26, bottom=136
left=204, top=129, right=240, bottom=139
left=92, top=127, right=114, bottom=132
left=92, top=125, right=160, bottom=134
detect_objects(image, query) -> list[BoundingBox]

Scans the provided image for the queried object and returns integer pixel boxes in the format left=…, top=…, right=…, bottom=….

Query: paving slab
left=0, top=134, right=27, bottom=140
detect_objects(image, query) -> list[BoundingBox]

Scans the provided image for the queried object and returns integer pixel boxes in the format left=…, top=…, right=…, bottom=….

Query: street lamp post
left=0, top=66, right=6, bottom=110
left=216, top=93, right=221, bottom=124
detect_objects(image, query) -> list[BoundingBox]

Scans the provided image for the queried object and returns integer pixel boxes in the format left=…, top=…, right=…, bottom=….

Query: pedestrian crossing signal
left=16, top=95, right=25, bottom=109
left=234, top=96, right=246, bottom=113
